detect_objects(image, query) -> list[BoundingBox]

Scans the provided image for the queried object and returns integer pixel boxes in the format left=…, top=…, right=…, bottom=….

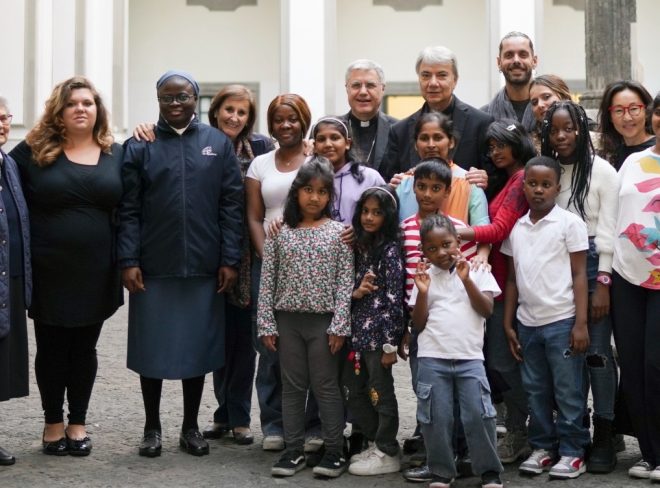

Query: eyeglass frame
left=157, top=93, right=197, bottom=105
left=487, top=141, right=508, bottom=155
left=346, top=81, right=383, bottom=92
left=608, top=103, right=645, bottom=118
left=0, top=114, right=13, bottom=125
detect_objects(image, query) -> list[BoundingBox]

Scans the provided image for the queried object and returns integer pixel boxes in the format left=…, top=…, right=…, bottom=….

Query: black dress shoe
left=202, top=422, right=229, bottom=440
left=0, top=446, right=16, bottom=466
left=42, top=437, right=68, bottom=456
left=179, top=429, right=209, bottom=456
left=139, top=430, right=162, bottom=458
left=66, top=434, right=92, bottom=457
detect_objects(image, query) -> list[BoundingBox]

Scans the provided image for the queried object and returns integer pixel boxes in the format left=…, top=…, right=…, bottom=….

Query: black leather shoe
left=66, top=434, right=92, bottom=457
left=0, top=446, right=16, bottom=466
left=202, top=422, right=229, bottom=440
left=139, top=430, right=162, bottom=458
left=179, top=429, right=209, bottom=456
left=42, top=437, right=68, bottom=456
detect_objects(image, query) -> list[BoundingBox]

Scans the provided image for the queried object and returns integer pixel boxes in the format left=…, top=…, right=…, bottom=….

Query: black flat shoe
left=139, top=430, right=162, bottom=458
left=42, top=437, right=68, bottom=456
left=232, top=428, right=254, bottom=446
left=66, top=434, right=92, bottom=457
left=0, top=446, right=16, bottom=466
left=202, top=422, right=229, bottom=440
left=179, top=429, right=209, bottom=456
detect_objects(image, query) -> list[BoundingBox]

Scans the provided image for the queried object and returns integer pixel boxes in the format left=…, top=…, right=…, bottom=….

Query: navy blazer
left=381, top=97, right=494, bottom=180
left=338, top=111, right=398, bottom=177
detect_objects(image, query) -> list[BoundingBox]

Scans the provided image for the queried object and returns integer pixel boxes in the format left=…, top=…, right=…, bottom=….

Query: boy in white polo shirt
left=501, top=156, right=590, bottom=480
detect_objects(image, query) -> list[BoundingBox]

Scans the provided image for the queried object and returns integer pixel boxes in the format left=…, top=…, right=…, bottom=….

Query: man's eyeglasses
left=0, top=114, right=13, bottom=125
left=608, top=103, right=644, bottom=118
left=157, top=93, right=196, bottom=104
left=347, top=81, right=382, bottom=92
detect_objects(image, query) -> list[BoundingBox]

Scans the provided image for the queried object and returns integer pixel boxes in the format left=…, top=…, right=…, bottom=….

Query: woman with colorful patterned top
left=611, top=92, right=660, bottom=481
left=257, top=158, right=353, bottom=479
left=341, top=186, right=404, bottom=476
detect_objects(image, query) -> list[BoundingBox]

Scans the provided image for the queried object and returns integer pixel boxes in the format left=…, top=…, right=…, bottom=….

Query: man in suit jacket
left=338, top=59, right=398, bottom=177
left=381, top=46, right=493, bottom=180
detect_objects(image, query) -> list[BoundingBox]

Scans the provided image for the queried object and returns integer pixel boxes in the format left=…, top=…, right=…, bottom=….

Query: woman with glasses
left=0, top=98, right=31, bottom=466
left=132, top=85, right=274, bottom=446
left=118, top=71, right=242, bottom=458
left=597, top=80, right=654, bottom=170
left=9, top=77, right=123, bottom=457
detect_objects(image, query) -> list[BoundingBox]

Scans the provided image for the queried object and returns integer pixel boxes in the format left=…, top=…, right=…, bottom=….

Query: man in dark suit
left=338, top=59, right=398, bottom=177
left=381, top=46, right=493, bottom=181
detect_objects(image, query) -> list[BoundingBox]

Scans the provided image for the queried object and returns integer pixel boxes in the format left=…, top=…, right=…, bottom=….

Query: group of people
left=0, top=30, right=658, bottom=488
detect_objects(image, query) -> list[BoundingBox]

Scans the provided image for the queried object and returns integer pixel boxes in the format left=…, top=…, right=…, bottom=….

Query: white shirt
left=557, top=155, right=618, bottom=273
left=246, top=150, right=300, bottom=232
left=613, top=148, right=660, bottom=289
left=501, top=205, right=588, bottom=327
left=409, top=266, right=501, bottom=360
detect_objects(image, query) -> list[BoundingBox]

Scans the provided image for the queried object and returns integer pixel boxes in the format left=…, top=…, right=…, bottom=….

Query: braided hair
left=540, top=100, right=593, bottom=221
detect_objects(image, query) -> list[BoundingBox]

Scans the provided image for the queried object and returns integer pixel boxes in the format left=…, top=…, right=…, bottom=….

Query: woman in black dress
left=10, top=77, right=123, bottom=457
left=0, top=97, right=32, bottom=466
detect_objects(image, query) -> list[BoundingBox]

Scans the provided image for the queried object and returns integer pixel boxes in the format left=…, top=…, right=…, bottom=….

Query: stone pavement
left=0, top=298, right=642, bottom=487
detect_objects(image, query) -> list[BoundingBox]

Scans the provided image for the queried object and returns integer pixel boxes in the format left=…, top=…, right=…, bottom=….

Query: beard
left=503, top=66, right=533, bottom=86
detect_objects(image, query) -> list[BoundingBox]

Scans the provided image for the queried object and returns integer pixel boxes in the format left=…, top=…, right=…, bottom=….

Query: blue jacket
left=0, top=150, right=31, bottom=338
left=118, top=116, right=243, bottom=278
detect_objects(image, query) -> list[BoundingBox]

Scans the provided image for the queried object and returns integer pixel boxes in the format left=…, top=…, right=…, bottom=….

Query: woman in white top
left=245, top=94, right=316, bottom=451
left=610, top=93, right=660, bottom=481
left=540, top=100, right=619, bottom=473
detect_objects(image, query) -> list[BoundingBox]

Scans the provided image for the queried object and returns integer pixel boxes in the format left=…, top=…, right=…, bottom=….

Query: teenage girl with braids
left=540, top=100, right=619, bottom=473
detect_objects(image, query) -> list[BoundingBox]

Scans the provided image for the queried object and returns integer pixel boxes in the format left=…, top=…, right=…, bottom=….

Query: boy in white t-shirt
left=409, top=213, right=503, bottom=488
left=501, top=156, right=590, bottom=480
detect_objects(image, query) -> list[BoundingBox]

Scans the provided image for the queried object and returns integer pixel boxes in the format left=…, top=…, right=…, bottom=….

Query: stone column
left=581, top=0, right=636, bottom=109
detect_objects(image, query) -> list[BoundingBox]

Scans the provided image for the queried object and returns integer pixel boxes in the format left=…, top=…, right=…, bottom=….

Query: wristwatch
left=596, top=274, right=612, bottom=286
left=382, top=344, right=397, bottom=354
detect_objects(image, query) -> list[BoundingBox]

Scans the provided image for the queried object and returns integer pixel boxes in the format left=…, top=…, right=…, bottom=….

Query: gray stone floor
left=0, top=299, right=643, bottom=487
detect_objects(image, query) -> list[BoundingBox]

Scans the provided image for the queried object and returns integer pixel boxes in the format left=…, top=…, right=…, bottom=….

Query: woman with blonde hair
left=10, top=76, right=123, bottom=457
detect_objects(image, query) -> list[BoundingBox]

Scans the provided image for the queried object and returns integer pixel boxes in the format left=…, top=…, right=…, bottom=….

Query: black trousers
left=340, top=349, right=399, bottom=456
left=611, top=272, right=660, bottom=466
left=34, top=321, right=103, bottom=425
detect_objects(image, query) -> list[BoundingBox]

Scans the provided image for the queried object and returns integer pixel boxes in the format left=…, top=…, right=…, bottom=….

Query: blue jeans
left=212, top=301, right=256, bottom=428
left=518, top=318, right=590, bottom=457
left=584, top=238, right=617, bottom=421
left=486, top=301, right=528, bottom=433
left=416, top=357, right=502, bottom=479
left=252, top=256, right=321, bottom=438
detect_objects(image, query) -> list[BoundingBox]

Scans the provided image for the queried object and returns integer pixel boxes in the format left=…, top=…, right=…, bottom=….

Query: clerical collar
left=349, top=112, right=378, bottom=129
left=424, top=97, right=456, bottom=116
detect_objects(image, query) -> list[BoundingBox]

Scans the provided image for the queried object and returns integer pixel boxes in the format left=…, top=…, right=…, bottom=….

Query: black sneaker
left=271, top=450, right=306, bottom=477
left=402, top=464, right=433, bottom=482
left=481, top=470, right=503, bottom=488
left=312, top=450, right=347, bottom=478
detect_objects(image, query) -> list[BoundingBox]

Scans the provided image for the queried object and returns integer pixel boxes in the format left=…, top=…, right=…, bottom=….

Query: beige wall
left=635, top=0, right=660, bottom=93
left=127, top=0, right=281, bottom=134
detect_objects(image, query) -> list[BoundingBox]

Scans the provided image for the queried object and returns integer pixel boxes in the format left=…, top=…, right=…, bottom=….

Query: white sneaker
left=348, top=447, right=400, bottom=476
left=548, top=456, right=586, bottom=479
left=497, top=430, right=531, bottom=464
left=629, top=459, right=653, bottom=479
left=262, top=435, right=285, bottom=451
left=349, top=441, right=375, bottom=463
left=304, top=436, right=324, bottom=453
left=519, top=449, right=557, bottom=475
left=650, top=466, right=660, bottom=482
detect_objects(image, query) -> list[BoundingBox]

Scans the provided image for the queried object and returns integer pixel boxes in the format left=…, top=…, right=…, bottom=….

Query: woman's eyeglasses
left=608, top=103, right=644, bottom=118
left=157, top=94, right=196, bottom=105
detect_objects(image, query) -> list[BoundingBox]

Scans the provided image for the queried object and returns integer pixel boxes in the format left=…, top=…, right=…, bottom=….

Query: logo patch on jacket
left=201, top=146, right=217, bottom=156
